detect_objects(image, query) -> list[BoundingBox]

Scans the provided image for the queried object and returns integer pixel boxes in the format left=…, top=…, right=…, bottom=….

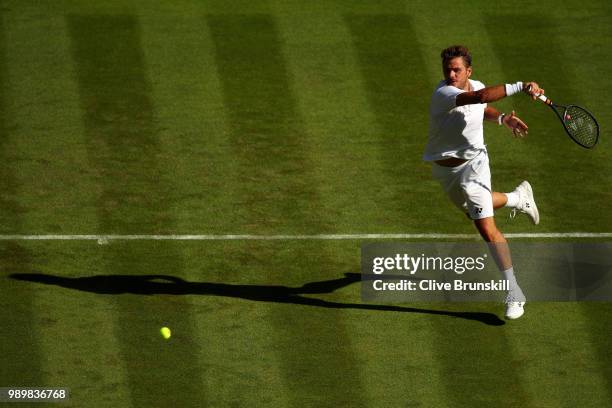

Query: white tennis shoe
left=504, top=290, right=526, bottom=320
left=510, top=181, right=540, bottom=225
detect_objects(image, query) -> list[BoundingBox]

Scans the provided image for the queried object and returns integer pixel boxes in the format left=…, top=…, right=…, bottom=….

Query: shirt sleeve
left=431, top=85, right=464, bottom=114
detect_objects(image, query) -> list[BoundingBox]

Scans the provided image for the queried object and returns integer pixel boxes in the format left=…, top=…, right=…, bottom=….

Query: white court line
left=0, top=233, right=610, bottom=241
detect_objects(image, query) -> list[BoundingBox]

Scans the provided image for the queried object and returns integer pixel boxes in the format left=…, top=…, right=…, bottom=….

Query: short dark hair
left=441, top=45, right=472, bottom=67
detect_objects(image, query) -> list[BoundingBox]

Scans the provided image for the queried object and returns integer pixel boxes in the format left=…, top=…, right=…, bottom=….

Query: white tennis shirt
left=423, top=79, right=487, bottom=161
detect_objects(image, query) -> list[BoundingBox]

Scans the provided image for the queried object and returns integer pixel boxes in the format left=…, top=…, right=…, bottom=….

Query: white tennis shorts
left=431, top=150, right=493, bottom=220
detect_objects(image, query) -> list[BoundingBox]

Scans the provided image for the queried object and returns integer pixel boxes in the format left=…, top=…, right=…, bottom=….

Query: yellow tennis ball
left=160, top=327, right=171, bottom=340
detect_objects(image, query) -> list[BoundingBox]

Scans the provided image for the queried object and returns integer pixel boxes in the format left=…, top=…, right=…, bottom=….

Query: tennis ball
left=160, top=327, right=171, bottom=340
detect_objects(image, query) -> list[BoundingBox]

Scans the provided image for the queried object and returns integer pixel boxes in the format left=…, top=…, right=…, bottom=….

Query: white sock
left=502, top=267, right=525, bottom=298
left=504, top=192, right=519, bottom=208
left=502, top=267, right=518, bottom=290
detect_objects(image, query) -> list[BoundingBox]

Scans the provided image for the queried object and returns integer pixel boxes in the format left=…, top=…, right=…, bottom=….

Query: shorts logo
left=472, top=206, right=483, bottom=216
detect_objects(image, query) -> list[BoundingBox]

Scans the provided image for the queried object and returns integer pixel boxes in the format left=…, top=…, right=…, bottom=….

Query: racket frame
left=536, top=94, right=599, bottom=149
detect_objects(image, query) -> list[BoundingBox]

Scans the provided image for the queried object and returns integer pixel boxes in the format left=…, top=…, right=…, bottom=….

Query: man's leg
left=473, top=217, right=526, bottom=319
left=492, top=182, right=540, bottom=224
left=473, top=216, right=510, bottom=267
left=492, top=192, right=508, bottom=210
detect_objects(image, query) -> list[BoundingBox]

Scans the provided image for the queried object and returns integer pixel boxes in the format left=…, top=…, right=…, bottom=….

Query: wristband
left=498, top=113, right=506, bottom=126
left=505, top=81, right=524, bottom=96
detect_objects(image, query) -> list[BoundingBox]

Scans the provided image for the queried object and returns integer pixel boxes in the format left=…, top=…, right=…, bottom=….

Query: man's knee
left=474, top=217, right=503, bottom=242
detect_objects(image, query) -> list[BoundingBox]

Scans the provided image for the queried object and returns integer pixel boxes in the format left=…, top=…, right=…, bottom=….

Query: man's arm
left=484, top=105, right=502, bottom=122
left=456, top=81, right=543, bottom=107
left=484, top=106, right=529, bottom=137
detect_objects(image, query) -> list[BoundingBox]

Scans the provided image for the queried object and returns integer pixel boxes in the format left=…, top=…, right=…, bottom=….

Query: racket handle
left=526, top=84, right=552, bottom=105
left=536, top=94, right=552, bottom=105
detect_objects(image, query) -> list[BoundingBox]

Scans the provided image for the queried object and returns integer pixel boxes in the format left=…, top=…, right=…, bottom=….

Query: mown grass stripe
left=344, top=14, right=429, bottom=152
left=207, top=13, right=368, bottom=406
left=206, top=14, right=324, bottom=234
left=136, top=13, right=257, bottom=405
left=0, top=5, right=97, bottom=234
left=137, top=12, right=239, bottom=234
left=0, top=10, right=45, bottom=391
left=344, top=13, right=453, bottom=232
left=2, top=9, right=134, bottom=405
left=68, top=14, right=206, bottom=407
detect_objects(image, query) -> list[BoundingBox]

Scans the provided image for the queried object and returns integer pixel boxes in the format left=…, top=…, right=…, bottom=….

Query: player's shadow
left=9, top=272, right=504, bottom=326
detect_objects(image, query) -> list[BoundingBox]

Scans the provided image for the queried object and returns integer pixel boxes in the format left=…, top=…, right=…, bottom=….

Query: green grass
left=0, top=0, right=611, bottom=407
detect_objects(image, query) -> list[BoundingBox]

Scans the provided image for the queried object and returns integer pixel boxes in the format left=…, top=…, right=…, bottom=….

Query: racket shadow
left=9, top=272, right=504, bottom=326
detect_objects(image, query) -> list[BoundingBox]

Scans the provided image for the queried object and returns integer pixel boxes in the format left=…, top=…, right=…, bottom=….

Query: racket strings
left=563, top=106, right=599, bottom=148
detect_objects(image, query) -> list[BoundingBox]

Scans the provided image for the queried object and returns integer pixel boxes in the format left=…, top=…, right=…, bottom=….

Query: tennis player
left=423, top=45, right=542, bottom=319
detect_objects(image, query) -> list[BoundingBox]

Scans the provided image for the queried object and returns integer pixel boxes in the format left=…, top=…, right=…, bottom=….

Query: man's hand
left=523, top=81, right=545, bottom=100
left=503, top=110, right=528, bottom=137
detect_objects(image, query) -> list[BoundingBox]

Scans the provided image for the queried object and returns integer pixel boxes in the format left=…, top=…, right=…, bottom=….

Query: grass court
left=0, top=1, right=610, bottom=406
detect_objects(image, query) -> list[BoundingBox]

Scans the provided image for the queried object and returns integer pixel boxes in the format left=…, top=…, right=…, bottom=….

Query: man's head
left=441, top=45, right=472, bottom=90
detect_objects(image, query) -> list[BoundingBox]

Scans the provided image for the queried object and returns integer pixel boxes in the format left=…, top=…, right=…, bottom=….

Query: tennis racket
left=529, top=88, right=599, bottom=148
